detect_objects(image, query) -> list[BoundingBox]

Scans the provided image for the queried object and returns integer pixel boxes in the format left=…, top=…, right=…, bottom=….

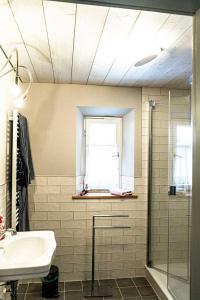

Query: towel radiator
left=10, top=109, right=19, bottom=229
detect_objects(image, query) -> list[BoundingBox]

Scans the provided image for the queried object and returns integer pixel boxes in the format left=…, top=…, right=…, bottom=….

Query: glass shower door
left=149, top=97, right=169, bottom=272
left=167, top=90, right=191, bottom=300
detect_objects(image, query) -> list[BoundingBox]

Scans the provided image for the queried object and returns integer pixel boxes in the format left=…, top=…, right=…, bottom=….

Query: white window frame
left=84, top=117, right=122, bottom=190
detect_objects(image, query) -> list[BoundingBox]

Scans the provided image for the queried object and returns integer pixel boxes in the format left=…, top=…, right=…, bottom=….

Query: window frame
left=84, top=116, right=122, bottom=191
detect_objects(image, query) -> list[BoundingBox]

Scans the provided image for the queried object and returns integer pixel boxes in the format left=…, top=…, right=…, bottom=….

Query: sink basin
left=0, top=231, right=56, bottom=281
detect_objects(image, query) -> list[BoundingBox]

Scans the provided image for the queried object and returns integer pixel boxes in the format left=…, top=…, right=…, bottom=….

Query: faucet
left=0, top=228, right=17, bottom=240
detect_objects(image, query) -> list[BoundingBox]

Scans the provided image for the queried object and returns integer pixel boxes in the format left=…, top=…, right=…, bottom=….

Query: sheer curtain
left=85, top=119, right=121, bottom=189
left=174, top=126, right=192, bottom=189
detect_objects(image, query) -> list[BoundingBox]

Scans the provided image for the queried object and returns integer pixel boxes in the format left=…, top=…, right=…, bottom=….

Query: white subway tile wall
left=29, top=175, right=147, bottom=281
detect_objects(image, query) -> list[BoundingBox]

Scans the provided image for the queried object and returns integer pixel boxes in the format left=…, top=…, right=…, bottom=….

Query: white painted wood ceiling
left=0, top=0, right=193, bottom=88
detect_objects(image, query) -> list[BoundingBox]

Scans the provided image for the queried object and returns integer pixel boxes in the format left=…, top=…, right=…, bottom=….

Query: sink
left=0, top=231, right=56, bottom=281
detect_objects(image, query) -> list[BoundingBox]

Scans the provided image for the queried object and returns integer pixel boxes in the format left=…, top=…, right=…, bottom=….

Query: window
left=173, top=125, right=192, bottom=190
left=85, top=117, right=122, bottom=190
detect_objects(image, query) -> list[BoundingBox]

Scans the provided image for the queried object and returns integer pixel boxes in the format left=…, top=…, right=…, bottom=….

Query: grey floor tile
left=65, top=290, right=83, bottom=300
left=18, top=284, right=28, bottom=293
left=119, top=296, right=143, bottom=300
left=132, top=277, right=150, bottom=287
left=138, top=287, right=156, bottom=297
left=142, top=296, right=159, bottom=300
left=83, top=287, right=121, bottom=299
left=111, top=288, right=122, bottom=298
left=45, top=292, right=65, bottom=300
left=17, top=294, right=25, bottom=300
left=59, top=282, right=65, bottom=292
left=27, top=283, right=42, bottom=293
left=65, top=281, right=82, bottom=291
left=99, top=279, right=117, bottom=288
left=106, top=298, right=122, bottom=300
left=120, top=287, right=140, bottom=298
left=26, top=293, right=44, bottom=300
left=116, top=278, right=134, bottom=287
left=82, top=281, right=99, bottom=288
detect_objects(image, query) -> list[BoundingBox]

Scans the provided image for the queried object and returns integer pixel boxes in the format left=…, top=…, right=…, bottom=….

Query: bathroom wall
left=21, top=83, right=146, bottom=281
left=0, top=51, right=15, bottom=224
left=22, top=85, right=189, bottom=281
left=20, top=83, right=142, bottom=177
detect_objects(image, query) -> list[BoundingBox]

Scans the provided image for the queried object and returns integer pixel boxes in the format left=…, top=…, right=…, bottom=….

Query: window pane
left=85, top=120, right=120, bottom=189
left=174, top=126, right=192, bottom=188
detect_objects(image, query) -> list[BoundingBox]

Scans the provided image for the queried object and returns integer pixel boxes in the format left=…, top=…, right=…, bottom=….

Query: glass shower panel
left=150, top=97, right=169, bottom=272
left=167, top=90, right=191, bottom=300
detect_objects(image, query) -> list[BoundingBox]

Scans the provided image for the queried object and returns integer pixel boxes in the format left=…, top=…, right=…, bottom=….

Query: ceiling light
left=0, top=47, right=32, bottom=106
left=11, top=83, right=21, bottom=97
left=14, top=97, right=24, bottom=108
left=134, top=47, right=164, bottom=67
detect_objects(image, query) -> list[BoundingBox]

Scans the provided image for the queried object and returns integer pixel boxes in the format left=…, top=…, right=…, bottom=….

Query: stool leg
left=91, top=216, right=95, bottom=295
left=84, top=216, right=112, bottom=298
left=10, top=281, right=18, bottom=300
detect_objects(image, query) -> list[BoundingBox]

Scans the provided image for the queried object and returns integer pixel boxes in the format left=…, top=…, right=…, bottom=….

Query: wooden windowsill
left=72, top=192, right=138, bottom=200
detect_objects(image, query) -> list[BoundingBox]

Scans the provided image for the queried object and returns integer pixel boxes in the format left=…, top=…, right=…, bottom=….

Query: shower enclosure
left=147, top=90, right=192, bottom=300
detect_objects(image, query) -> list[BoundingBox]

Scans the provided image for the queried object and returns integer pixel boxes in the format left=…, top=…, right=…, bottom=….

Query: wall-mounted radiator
left=11, top=109, right=19, bottom=229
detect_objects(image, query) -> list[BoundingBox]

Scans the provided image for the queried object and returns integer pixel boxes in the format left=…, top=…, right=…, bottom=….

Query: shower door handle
left=112, top=152, right=119, bottom=158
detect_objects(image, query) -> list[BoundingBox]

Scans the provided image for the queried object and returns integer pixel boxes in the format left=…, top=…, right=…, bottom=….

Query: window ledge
left=72, top=192, right=138, bottom=200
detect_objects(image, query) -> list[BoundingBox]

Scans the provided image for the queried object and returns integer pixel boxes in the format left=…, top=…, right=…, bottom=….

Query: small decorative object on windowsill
left=0, top=215, right=5, bottom=240
left=79, top=184, right=88, bottom=196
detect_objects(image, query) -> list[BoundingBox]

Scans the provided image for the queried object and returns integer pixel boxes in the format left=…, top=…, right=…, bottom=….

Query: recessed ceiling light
left=134, top=47, right=164, bottom=67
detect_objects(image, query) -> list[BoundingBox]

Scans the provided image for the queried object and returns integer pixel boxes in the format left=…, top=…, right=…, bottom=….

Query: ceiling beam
left=48, top=0, right=200, bottom=15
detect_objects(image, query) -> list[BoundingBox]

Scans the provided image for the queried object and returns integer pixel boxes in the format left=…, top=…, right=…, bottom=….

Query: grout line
left=130, top=278, right=143, bottom=299
left=81, top=280, right=83, bottom=292
left=42, top=0, right=55, bottom=83
left=8, top=1, right=38, bottom=82
left=102, top=11, right=141, bottom=86
left=86, top=8, right=110, bottom=85
left=24, top=283, right=29, bottom=300
left=118, top=13, right=171, bottom=87
left=115, top=279, right=124, bottom=300
left=70, top=4, right=77, bottom=83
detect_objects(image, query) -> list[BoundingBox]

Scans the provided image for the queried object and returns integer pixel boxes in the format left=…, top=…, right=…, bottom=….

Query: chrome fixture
left=0, top=228, right=17, bottom=240
left=0, top=46, right=33, bottom=107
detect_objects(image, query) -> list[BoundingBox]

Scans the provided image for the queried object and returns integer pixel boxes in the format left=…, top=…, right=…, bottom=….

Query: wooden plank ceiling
left=0, top=0, right=192, bottom=88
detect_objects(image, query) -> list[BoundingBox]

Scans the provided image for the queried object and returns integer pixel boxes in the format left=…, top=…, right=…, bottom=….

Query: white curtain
left=174, top=126, right=192, bottom=188
left=85, top=120, right=120, bottom=189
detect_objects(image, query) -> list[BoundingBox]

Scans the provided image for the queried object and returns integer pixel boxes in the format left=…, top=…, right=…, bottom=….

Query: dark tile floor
left=17, top=277, right=159, bottom=300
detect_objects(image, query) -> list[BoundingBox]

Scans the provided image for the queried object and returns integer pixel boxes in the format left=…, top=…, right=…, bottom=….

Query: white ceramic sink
left=0, top=231, right=56, bottom=281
